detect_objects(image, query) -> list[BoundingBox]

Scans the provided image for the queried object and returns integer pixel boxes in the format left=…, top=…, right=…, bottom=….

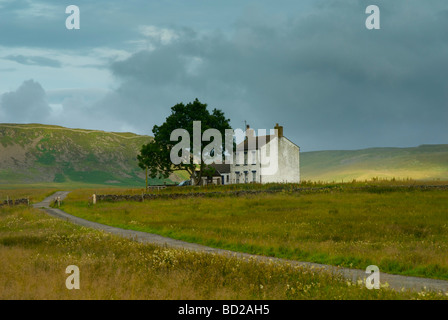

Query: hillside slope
left=1, top=124, right=446, bottom=185
left=300, top=144, right=448, bottom=182
left=0, top=123, right=173, bottom=186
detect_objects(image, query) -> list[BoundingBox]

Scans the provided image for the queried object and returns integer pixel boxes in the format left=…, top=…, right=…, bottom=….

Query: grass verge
left=1, top=205, right=447, bottom=299
left=62, top=185, right=448, bottom=280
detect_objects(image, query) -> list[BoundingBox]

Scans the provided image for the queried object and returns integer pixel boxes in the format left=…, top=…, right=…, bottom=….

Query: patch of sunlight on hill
left=301, top=145, right=448, bottom=182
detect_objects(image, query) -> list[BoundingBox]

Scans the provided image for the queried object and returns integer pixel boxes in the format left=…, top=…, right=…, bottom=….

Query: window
left=235, top=171, right=240, bottom=184
left=235, top=152, right=240, bottom=166
left=244, top=171, right=248, bottom=183
left=252, top=171, right=256, bottom=182
left=251, top=151, right=256, bottom=165
left=244, top=152, right=248, bottom=165
left=226, top=175, right=229, bottom=183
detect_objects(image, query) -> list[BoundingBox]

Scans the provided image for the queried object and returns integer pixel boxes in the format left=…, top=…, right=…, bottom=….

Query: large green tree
left=138, top=99, right=232, bottom=186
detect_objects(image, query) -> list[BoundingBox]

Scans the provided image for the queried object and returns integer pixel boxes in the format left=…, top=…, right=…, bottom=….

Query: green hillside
left=0, top=123, right=178, bottom=186
left=301, top=144, right=448, bottom=182
left=1, top=123, right=446, bottom=186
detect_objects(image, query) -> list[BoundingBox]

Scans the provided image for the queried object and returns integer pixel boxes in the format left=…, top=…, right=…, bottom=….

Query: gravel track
left=34, top=191, right=448, bottom=294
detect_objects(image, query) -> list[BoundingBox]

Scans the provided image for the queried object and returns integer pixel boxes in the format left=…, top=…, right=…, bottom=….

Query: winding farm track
left=34, top=191, right=448, bottom=294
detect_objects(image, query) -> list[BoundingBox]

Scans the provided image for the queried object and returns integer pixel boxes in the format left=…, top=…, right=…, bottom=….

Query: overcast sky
left=0, top=0, right=447, bottom=151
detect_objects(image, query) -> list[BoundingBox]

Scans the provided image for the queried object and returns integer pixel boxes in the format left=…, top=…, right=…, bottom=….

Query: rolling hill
left=300, top=144, right=448, bottom=182
left=0, top=123, right=180, bottom=186
left=0, top=123, right=446, bottom=186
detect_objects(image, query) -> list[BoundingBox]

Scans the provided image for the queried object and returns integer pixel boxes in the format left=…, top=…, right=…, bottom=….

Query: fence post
left=93, top=194, right=96, bottom=205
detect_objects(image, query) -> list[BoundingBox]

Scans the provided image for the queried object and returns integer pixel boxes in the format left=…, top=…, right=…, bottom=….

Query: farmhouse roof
left=236, top=135, right=275, bottom=151
left=210, top=163, right=231, bottom=174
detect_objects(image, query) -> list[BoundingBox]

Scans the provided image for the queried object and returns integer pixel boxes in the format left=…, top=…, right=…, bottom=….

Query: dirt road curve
left=34, top=191, right=448, bottom=293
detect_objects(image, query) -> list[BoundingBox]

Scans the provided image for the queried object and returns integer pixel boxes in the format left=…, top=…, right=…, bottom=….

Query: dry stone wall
left=93, top=185, right=448, bottom=203
left=0, top=198, right=30, bottom=207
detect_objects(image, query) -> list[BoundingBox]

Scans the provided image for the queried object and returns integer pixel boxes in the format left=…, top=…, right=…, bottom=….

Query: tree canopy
left=138, top=99, right=232, bottom=186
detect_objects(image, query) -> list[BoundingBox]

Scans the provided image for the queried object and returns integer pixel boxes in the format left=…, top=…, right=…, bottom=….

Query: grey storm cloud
left=0, top=80, right=137, bottom=133
left=3, top=55, right=62, bottom=68
left=0, top=0, right=136, bottom=49
left=103, top=0, right=448, bottom=150
left=1, top=0, right=447, bottom=151
left=0, top=79, right=52, bottom=122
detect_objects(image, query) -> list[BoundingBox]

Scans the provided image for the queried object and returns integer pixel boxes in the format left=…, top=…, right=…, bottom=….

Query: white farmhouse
left=230, top=123, right=300, bottom=184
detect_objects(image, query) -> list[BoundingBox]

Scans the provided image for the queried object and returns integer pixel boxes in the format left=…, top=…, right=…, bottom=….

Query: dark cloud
left=1, top=0, right=447, bottom=151
left=3, top=54, right=62, bottom=68
left=0, top=1, right=135, bottom=50
left=0, top=80, right=135, bottom=133
left=101, top=0, right=448, bottom=150
left=0, top=0, right=248, bottom=50
left=0, top=79, right=52, bottom=122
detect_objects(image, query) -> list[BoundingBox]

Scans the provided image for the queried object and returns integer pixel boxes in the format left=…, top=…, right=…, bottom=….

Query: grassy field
left=4, top=204, right=444, bottom=299
left=0, top=188, right=61, bottom=203
left=61, top=182, right=448, bottom=281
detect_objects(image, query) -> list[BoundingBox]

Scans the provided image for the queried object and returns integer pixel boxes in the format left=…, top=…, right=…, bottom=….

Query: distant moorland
left=0, top=123, right=447, bottom=187
left=0, top=123, right=184, bottom=187
left=300, top=144, right=448, bottom=182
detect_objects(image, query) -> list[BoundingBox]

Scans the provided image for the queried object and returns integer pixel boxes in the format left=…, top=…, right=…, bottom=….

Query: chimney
left=274, top=123, right=283, bottom=138
left=246, top=124, right=255, bottom=139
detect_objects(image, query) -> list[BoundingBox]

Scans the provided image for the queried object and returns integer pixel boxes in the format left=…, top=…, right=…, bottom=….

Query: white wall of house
left=231, top=149, right=261, bottom=184
left=200, top=176, right=222, bottom=185
left=230, top=136, right=300, bottom=184
left=221, top=173, right=231, bottom=185
left=260, top=137, right=300, bottom=184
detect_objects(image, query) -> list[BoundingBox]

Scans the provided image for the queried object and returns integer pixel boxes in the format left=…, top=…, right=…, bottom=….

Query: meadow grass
left=0, top=188, right=60, bottom=203
left=61, top=184, right=448, bottom=280
left=0, top=205, right=446, bottom=299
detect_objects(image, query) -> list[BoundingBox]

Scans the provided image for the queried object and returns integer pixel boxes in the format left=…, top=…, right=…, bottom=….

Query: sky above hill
left=0, top=0, right=447, bottom=151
